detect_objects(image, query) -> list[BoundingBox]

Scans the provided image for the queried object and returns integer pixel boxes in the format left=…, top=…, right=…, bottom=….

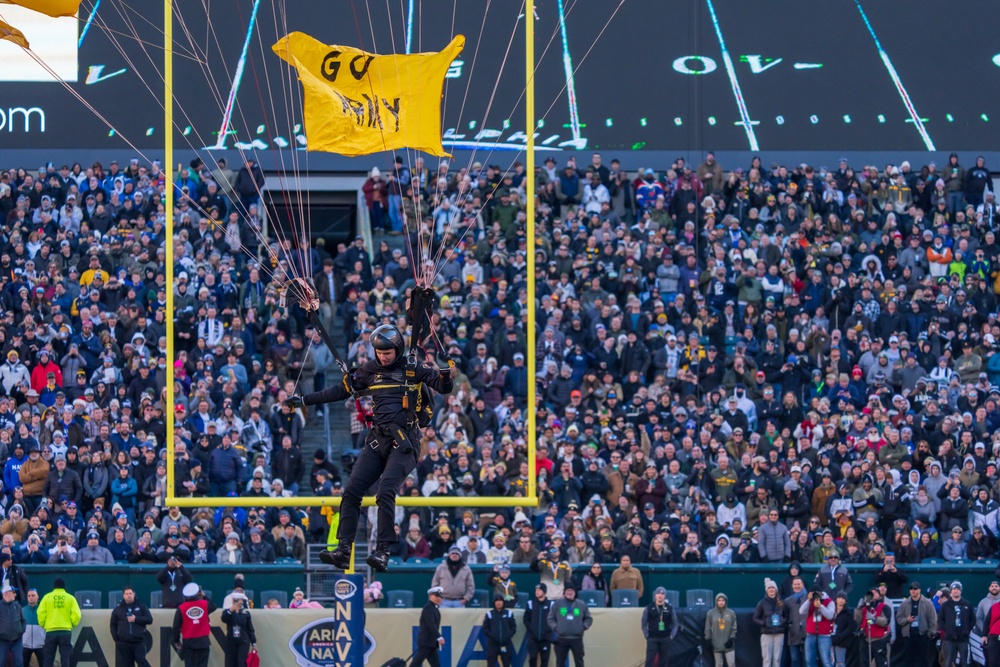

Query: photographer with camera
left=704, top=593, right=737, bottom=667
left=855, top=588, right=891, bottom=667
left=830, top=593, right=856, bottom=667
left=801, top=586, right=834, bottom=667
left=939, top=581, right=974, bottom=667
left=220, top=590, right=256, bottom=667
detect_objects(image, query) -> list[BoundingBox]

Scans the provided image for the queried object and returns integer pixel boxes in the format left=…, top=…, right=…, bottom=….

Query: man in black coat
left=482, top=594, right=517, bottom=667
left=642, top=586, right=678, bottom=667
left=155, top=557, right=193, bottom=609
left=110, top=586, right=153, bottom=667
left=411, top=587, right=445, bottom=667
left=523, top=583, right=553, bottom=667
left=0, top=584, right=25, bottom=667
left=0, top=552, right=28, bottom=603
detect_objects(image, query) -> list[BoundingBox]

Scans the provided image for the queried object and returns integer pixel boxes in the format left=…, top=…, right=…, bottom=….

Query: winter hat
left=764, top=578, right=777, bottom=591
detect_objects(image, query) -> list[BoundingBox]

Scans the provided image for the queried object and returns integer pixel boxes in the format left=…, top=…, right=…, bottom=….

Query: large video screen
left=2, top=0, right=997, bottom=152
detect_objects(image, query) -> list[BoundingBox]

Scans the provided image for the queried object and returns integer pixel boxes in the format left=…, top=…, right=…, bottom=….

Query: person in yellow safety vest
left=321, top=484, right=343, bottom=554
left=37, top=577, right=82, bottom=667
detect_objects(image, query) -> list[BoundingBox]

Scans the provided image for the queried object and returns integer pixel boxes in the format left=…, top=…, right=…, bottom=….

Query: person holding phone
left=220, top=592, right=256, bottom=667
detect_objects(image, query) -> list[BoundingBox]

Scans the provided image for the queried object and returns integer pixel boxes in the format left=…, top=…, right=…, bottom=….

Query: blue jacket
left=3, top=454, right=26, bottom=499
left=111, top=477, right=138, bottom=509
left=209, top=446, right=245, bottom=485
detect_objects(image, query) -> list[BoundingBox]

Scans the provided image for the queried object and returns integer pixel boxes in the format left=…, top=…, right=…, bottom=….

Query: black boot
left=319, top=542, right=353, bottom=569
left=366, top=542, right=391, bottom=573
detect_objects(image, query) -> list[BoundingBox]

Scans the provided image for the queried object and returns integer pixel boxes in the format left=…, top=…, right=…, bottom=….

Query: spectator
left=37, top=578, right=80, bottom=667
left=830, top=593, right=856, bottom=667
left=547, top=584, right=591, bottom=667
left=0, top=583, right=24, bottom=667
left=641, top=586, right=678, bottom=667
left=156, top=557, right=193, bottom=609
left=758, top=509, right=790, bottom=563
left=220, top=591, right=256, bottom=667
left=430, top=547, right=474, bottom=608
left=481, top=595, right=516, bottom=667
left=609, top=554, right=643, bottom=598
left=704, top=593, right=737, bottom=667
left=943, top=526, right=968, bottom=561
left=897, top=581, right=937, bottom=667
left=523, top=584, right=553, bottom=667
left=0, top=554, right=28, bottom=603
left=784, top=577, right=808, bottom=667
left=274, top=523, right=306, bottom=562
left=939, top=581, right=974, bottom=667
left=77, top=530, right=114, bottom=564
left=242, top=529, right=275, bottom=564
left=22, top=588, right=44, bottom=667
left=753, top=578, right=787, bottom=667
left=217, top=533, right=245, bottom=565
left=109, top=586, right=153, bottom=667
left=535, top=547, right=572, bottom=600
left=814, top=551, right=853, bottom=596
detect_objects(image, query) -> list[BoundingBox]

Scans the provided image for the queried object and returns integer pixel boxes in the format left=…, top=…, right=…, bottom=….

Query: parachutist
left=284, top=324, right=453, bottom=572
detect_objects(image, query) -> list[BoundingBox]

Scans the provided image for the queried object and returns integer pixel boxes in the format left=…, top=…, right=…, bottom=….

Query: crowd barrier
left=60, top=607, right=982, bottom=667
left=19, top=564, right=305, bottom=609
left=375, top=561, right=1000, bottom=608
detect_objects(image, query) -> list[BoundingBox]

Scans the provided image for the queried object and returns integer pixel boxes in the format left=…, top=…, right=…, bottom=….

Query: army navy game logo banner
left=56, top=607, right=965, bottom=667
left=288, top=575, right=370, bottom=667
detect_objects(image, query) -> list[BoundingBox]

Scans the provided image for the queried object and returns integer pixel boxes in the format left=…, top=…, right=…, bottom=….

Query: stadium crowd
left=530, top=151, right=1000, bottom=571
left=0, top=153, right=531, bottom=577
left=1, top=150, right=999, bottom=581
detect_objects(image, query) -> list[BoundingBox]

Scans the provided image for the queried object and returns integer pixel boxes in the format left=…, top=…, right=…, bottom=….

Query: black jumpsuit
left=302, top=356, right=453, bottom=543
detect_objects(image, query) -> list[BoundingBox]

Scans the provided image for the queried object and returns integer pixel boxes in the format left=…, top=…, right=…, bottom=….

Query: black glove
left=285, top=395, right=304, bottom=409
left=724, top=639, right=734, bottom=650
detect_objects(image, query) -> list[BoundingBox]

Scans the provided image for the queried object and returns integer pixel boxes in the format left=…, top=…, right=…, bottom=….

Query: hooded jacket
left=704, top=594, right=737, bottom=652
left=705, top=535, right=733, bottom=565
left=481, top=606, right=516, bottom=648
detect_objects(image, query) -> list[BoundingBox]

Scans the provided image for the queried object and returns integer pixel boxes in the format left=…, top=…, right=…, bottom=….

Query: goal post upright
left=166, top=1, right=539, bottom=513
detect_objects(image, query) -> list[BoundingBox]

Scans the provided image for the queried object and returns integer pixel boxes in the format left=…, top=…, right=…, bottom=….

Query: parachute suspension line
left=270, top=0, right=309, bottom=274
left=14, top=48, right=162, bottom=174
left=440, top=0, right=627, bottom=272
left=96, top=0, right=294, bottom=276
left=277, top=1, right=313, bottom=278
left=12, top=20, right=283, bottom=285
left=177, top=0, right=304, bottom=284
left=156, top=0, right=299, bottom=280
left=203, top=0, right=305, bottom=283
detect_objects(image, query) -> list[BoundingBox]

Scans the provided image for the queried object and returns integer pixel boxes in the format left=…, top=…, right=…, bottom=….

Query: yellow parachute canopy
left=273, top=32, right=464, bottom=158
left=0, top=17, right=28, bottom=48
left=0, top=0, right=81, bottom=18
